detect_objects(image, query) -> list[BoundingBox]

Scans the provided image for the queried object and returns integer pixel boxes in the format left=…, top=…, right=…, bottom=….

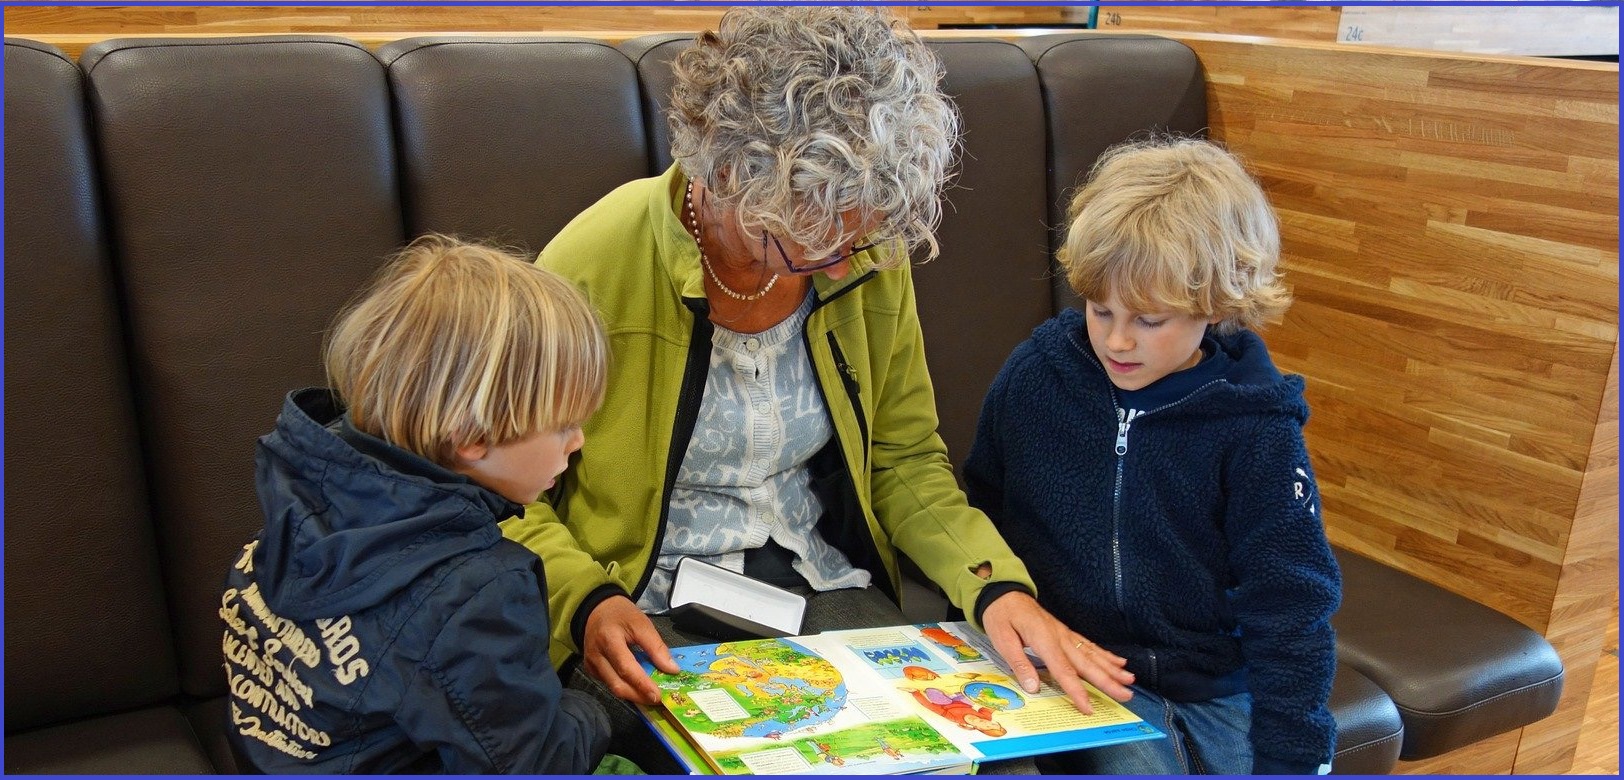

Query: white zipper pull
left=1115, top=408, right=1131, bottom=456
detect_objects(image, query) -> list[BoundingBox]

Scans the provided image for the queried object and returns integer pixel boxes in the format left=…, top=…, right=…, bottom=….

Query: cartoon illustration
left=903, top=664, right=938, bottom=681
left=908, top=688, right=1008, bottom=737
left=813, top=740, right=845, bottom=767
left=899, top=665, right=1017, bottom=737
left=856, top=641, right=951, bottom=679
left=653, top=639, right=846, bottom=739
left=964, top=681, right=1024, bottom=710
left=862, top=645, right=931, bottom=666
left=920, top=626, right=985, bottom=662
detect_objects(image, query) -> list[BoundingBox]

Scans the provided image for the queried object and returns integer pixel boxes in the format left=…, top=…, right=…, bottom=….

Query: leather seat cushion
left=1333, top=548, right=1565, bottom=759
left=1329, top=664, right=1404, bottom=774
left=5, top=706, right=216, bottom=774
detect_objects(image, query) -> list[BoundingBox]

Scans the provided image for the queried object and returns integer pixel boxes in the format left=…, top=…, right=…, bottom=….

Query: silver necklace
left=686, top=181, right=779, bottom=302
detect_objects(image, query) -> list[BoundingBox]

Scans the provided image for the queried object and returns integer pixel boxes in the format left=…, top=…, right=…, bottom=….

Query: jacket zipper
left=1070, top=331, right=1225, bottom=619
left=807, top=269, right=877, bottom=469
left=826, top=333, right=869, bottom=463
left=802, top=271, right=893, bottom=597
left=632, top=295, right=715, bottom=601
left=1108, top=387, right=1222, bottom=613
left=1109, top=407, right=1135, bottom=612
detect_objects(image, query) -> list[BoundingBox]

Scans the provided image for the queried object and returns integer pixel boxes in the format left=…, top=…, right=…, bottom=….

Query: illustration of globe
left=660, top=638, right=848, bottom=738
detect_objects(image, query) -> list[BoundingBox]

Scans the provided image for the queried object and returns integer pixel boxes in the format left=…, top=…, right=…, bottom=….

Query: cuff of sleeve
left=1252, top=754, right=1323, bottom=775
left=569, top=583, right=631, bottom=652
left=972, top=581, right=1034, bottom=626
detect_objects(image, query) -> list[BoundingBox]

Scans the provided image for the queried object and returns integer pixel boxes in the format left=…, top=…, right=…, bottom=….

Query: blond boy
left=965, top=138, right=1341, bottom=775
left=222, top=235, right=616, bottom=773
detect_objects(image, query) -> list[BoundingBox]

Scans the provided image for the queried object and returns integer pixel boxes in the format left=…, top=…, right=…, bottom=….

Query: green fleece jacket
left=501, top=165, right=1035, bottom=668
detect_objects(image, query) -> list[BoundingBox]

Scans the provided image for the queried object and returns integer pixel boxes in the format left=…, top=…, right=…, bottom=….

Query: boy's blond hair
left=1059, top=137, right=1290, bottom=334
left=325, top=234, right=608, bottom=466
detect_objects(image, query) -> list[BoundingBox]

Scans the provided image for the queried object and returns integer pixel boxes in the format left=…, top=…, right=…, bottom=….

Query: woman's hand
left=581, top=595, right=679, bottom=705
left=980, top=590, right=1135, bottom=714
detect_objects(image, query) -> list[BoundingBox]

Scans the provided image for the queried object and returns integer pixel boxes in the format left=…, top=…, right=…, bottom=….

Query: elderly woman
left=502, top=5, right=1134, bottom=762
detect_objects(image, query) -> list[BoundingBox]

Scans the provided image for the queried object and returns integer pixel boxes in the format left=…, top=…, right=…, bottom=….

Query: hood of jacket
left=251, top=387, right=523, bottom=620
left=1034, top=307, right=1307, bottom=423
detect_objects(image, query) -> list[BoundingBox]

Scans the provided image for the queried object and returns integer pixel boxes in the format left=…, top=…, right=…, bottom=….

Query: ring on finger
left=1073, top=640, right=1087, bottom=649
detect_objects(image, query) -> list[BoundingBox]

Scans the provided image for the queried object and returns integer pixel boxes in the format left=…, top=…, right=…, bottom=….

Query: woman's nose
left=820, top=259, right=852, bottom=281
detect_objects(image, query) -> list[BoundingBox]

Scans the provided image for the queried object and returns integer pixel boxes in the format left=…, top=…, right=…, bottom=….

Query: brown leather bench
left=1334, top=548, right=1565, bottom=762
left=2, top=32, right=1559, bottom=775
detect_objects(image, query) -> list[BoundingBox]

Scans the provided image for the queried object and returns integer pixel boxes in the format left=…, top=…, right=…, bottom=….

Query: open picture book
left=637, top=621, right=1164, bottom=775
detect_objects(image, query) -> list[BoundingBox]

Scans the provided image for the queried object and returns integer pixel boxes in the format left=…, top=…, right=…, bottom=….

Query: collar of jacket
left=288, top=387, right=525, bottom=522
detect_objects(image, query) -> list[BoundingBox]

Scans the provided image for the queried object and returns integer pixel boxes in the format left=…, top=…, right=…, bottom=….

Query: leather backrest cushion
left=618, top=33, right=690, bottom=176
left=3, top=38, right=180, bottom=731
left=381, top=37, right=650, bottom=253
left=79, top=35, right=406, bottom=696
left=1018, top=33, right=1207, bottom=311
left=919, top=40, right=1054, bottom=471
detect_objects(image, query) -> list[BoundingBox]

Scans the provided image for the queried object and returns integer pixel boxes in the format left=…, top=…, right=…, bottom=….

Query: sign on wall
left=1337, top=4, right=1618, bottom=57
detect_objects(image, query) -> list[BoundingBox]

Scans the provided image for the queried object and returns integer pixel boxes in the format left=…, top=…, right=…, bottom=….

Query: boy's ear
left=453, top=440, right=489, bottom=465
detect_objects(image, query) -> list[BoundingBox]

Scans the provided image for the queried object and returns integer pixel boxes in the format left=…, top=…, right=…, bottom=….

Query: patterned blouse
left=636, top=292, right=870, bottom=612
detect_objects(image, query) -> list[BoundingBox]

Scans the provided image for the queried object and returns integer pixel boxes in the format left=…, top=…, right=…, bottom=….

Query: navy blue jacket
left=964, top=309, right=1341, bottom=774
left=223, top=388, right=605, bottom=773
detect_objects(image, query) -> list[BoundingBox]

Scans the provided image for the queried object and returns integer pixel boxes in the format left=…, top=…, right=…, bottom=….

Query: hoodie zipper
left=1070, top=330, right=1225, bottom=616
left=1107, top=388, right=1221, bottom=612
left=1109, top=407, right=1137, bottom=612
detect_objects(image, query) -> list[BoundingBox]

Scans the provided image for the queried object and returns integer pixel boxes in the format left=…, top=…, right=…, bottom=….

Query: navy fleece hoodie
left=965, top=309, right=1341, bottom=774
left=222, top=388, right=605, bottom=773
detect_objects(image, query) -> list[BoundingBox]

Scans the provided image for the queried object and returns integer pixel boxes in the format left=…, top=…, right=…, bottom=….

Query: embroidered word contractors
left=222, top=541, right=371, bottom=759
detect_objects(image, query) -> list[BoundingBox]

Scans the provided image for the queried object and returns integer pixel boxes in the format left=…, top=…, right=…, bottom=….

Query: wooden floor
left=1569, top=601, right=1618, bottom=775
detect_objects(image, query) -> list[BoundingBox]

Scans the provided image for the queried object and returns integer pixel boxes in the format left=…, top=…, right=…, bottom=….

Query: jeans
left=1042, top=683, right=1252, bottom=775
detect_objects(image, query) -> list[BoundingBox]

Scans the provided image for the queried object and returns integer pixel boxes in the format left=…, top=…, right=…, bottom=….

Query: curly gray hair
left=668, top=6, right=961, bottom=265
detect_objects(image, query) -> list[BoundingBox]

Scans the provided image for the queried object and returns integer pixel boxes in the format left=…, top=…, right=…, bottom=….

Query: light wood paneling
left=5, top=5, right=735, bottom=33
left=1511, top=344, right=1618, bottom=773
left=1396, top=729, right=1522, bottom=774
left=0, top=5, right=1076, bottom=33
left=6, top=30, right=651, bottom=59
left=1573, top=652, right=1620, bottom=775
left=1570, top=602, right=1618, bottom=775
left=1095, top=4, right=1340, bottom=40
left=1156, top=31, right=1617, bottom=774
left=2, top=5, right=1082, bottom=60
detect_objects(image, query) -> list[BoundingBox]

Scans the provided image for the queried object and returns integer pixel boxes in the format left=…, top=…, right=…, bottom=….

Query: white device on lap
left=668, top=556, right=807, bottom=639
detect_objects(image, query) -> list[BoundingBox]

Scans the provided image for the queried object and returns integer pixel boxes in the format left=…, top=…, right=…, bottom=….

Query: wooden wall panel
left=1095, top=4, right=1340, bottom=40
left=1156, top=32, right=1618, bottom=774
left=0, top=5, right=1076, bottom=33
left=1512, top=345, right=1618, bottom=773
left=1396, top=729, right=1521, bottom=774
left=2, top=5, right=1082, bottom=59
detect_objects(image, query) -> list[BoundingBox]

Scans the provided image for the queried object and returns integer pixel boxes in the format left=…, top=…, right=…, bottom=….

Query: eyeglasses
left=764, top=232, right=878, bottom=274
